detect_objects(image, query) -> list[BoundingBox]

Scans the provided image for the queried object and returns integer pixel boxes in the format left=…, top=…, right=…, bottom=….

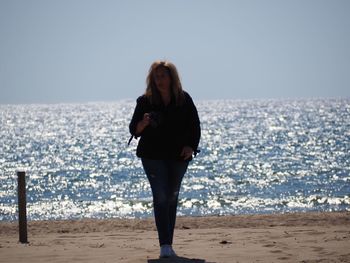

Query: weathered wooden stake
left=17, top=171, right=28, bottom=243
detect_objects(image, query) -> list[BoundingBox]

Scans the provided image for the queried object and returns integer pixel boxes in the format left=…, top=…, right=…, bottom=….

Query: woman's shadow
left=148, top=256, right=211, bottom=263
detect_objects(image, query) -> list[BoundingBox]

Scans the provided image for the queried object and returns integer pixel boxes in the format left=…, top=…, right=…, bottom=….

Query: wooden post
left=17, top=171, right=28, bottom=243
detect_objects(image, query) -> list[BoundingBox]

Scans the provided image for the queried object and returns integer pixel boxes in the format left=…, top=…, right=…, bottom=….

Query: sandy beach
left=1, top=211, right=349, bottom=263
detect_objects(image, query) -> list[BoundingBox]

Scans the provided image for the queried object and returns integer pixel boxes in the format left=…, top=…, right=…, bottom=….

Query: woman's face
left=154, top=67, right=171, bottom=93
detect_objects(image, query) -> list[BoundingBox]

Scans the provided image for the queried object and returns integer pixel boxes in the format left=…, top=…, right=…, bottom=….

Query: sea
left=1, top=98, right=349, bottom=221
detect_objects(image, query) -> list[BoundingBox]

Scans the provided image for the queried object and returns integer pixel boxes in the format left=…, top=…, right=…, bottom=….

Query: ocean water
left=0, top=98, right=349, bottom=221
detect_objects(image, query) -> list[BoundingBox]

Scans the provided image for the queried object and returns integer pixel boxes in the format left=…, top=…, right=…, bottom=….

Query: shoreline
left=1, top=211, right=350, bottom=234
left=1, top=211, right=349, bottom=263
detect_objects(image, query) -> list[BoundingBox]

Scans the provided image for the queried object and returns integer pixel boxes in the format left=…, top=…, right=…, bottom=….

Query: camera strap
left=127, top=135, right=135, bottom=146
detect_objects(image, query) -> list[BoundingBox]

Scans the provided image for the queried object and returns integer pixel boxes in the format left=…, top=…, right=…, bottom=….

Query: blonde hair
left=145, top=60, right=185, bottom=106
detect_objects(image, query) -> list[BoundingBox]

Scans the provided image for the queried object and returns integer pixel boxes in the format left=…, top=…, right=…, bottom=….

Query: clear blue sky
left=1, top=0, right=349, bottom=104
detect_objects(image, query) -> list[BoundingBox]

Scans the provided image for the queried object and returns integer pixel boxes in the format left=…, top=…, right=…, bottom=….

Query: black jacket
left=129, top=91, right=201, bottom=160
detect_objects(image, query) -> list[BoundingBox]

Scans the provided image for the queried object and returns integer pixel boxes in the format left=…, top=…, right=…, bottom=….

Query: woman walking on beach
left=129, top=60, right=201, bottom=258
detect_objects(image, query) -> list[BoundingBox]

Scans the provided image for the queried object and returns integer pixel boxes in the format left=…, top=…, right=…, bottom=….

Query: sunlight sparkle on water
left=0, top=99, right=349, bottom=220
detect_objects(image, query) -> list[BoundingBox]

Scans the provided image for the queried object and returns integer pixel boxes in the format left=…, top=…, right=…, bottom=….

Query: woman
left=129, top=60, right=201, bottom=258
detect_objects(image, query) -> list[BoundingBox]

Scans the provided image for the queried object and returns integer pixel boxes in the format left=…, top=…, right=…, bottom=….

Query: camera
left=149, top=111, right=163, bottom=128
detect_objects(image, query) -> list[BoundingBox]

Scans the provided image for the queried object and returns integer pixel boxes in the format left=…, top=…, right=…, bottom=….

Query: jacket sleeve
left=129, top=96, right=146, bottom=137
left=185, top=93, right=201, bottom=154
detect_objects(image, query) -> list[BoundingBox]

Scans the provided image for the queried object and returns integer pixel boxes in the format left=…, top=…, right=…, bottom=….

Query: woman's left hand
left=180, top=146, right=194, bottom=160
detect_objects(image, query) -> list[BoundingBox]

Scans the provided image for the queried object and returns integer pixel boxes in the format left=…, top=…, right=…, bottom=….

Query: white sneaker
left=160, top=245, right=177, bottom=258
left=169, top=246, right=177, bottom=257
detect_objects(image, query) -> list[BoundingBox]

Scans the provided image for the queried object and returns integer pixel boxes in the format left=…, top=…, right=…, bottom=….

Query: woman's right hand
left=135, top=113, right=151, bottom=135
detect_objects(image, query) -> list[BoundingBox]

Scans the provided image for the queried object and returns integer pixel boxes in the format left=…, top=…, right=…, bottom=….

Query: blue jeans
left=141, top=158, right=189, bottom=246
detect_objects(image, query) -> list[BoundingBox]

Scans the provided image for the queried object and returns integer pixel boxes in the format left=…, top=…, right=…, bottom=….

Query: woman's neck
left=159, top=89, right=171, bottom=106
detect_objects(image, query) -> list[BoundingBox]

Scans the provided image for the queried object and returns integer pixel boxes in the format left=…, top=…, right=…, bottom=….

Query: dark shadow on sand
left=148, top=256, right=212, bottom=263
